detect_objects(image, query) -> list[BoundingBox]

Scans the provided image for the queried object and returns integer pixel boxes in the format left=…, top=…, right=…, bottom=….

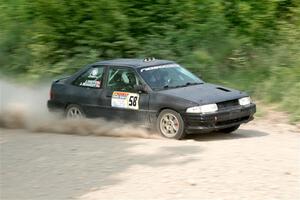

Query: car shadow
left=185, top=129, right=268, bottom=142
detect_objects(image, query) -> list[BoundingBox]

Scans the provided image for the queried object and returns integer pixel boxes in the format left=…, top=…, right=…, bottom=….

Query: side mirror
left=134, top=84, right=148, bottom=93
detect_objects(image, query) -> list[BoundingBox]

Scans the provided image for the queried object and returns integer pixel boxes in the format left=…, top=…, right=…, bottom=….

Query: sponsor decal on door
left=111, top=91, right=139, bottom=110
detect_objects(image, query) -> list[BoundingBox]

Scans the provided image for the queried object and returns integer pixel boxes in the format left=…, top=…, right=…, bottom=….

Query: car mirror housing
left=134, top=84, right=147, bottom=93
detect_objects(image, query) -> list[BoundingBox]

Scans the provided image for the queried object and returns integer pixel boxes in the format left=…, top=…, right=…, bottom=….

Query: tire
left=156, top=109, right=185, bottom=139
left=219, top=125, right=240, bottom=133
left=65, top=104, right=85, bottom=119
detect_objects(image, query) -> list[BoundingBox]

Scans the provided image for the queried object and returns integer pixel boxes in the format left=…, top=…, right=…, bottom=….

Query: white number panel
left=111, top=91, right=139, bottom=110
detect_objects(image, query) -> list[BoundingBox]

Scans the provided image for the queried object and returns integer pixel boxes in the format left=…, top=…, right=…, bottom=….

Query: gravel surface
left=1, top=118, right=300, bottom=200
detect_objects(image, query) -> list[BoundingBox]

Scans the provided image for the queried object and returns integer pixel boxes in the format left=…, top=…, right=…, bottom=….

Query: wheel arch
left=156, top=107, right=181, bottom=117
left=156, top=107, right=187, bottom=123
left=64, top=102, right=72, bottom=110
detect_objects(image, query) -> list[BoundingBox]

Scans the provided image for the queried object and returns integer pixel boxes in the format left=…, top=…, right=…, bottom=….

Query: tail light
left=49, top=88, right=54, bottom=100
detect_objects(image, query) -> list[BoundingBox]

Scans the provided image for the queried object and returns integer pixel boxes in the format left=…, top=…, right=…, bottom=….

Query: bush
left=0, top=0, right=299, bottom=121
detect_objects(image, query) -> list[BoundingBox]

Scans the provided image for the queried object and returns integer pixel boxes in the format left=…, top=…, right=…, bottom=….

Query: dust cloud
left=0, top=79, right=159, bottom=139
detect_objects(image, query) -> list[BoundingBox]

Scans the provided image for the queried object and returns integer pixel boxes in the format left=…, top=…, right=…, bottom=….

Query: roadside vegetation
left=0, top=0, right=299, bottom=122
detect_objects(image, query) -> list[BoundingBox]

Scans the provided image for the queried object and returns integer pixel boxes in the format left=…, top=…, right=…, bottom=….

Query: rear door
left=101, top=66, right=150, bottom=125
left=70, top=65, right=107, bottom=117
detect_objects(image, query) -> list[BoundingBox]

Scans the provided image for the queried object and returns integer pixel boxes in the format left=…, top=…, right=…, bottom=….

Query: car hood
left=157, top=83, right=247, bottom=105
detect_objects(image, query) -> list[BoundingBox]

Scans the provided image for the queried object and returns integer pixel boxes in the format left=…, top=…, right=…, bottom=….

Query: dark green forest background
left=0, top=0, right=299, bottom=121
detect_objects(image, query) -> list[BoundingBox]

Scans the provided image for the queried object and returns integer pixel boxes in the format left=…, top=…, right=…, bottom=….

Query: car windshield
left=138, top=64, right=204, bottom=90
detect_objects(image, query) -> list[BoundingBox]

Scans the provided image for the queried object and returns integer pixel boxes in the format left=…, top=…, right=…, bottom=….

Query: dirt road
left=1, top=116, right=300, bottom=200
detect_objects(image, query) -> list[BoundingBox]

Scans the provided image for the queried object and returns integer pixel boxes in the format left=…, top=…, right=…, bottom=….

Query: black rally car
left=48, top=58, right=256, bottom=139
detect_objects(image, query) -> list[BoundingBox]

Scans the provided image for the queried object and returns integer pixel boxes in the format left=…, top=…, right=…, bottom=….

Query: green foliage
left=0, top=0, right=299, bottom=121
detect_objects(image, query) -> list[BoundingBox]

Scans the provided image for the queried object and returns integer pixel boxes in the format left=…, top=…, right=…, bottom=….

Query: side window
left=107, top=67, right=140, bottom=92
left=73, top=66, right=104, bottom=88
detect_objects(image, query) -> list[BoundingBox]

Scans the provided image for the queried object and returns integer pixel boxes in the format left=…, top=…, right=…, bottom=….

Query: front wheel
left=157, top=109, right=185, bottom=139
left=219, top=125, right=240, bottom=133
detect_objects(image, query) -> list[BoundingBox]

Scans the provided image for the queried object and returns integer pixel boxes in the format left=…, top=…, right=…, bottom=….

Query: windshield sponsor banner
left=140, top=64, right=179, bottom=72
left=111, top=91, right=139, bottom=110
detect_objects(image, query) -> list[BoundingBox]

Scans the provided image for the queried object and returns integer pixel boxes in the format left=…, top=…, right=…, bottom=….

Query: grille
left=216, top=116, right=250, bottom=126
left=217, top=99, right=239, bottom=109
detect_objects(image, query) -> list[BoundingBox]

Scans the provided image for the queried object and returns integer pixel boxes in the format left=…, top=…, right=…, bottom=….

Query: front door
left=101, top=66, right=150, bottom=125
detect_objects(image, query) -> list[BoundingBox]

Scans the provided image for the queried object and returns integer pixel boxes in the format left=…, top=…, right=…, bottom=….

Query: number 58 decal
left=127, top=93, right=139, bottom=109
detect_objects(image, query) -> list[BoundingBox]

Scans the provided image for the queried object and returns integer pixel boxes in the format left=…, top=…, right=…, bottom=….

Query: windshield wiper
left=161, top=82, right=203, bottom=90
left=163, top=84, right=176, bottom=89
left=187, top=82, right=203, bottom=86
left=175, top=82, right=203, bottom=88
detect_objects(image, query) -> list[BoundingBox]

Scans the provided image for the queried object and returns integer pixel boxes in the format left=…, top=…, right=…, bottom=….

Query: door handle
left=106, top=94, right=112, bottom=98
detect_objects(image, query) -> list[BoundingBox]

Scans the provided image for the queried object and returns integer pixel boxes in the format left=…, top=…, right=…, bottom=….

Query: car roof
left=92, top=58, right=175, bottom=68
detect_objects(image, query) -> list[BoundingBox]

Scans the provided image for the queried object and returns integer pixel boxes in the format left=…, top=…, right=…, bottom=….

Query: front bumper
left=184, top=103, right=256, bottom=133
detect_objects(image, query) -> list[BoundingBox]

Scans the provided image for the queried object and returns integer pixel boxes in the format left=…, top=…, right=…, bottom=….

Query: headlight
left=239, top=97, right=251, bottom=106
left=186, top=104, right=218, bottom=114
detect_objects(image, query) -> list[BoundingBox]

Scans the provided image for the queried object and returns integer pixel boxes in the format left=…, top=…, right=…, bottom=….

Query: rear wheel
left=65, top=104, right=85, bottom=119
left=219, top=125, right=240, bottom=133
left=157, top=109, right=185, bottom=139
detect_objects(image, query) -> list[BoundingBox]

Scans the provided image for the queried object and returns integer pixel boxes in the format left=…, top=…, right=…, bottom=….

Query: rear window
left=73, top=66, right=104, bottom=88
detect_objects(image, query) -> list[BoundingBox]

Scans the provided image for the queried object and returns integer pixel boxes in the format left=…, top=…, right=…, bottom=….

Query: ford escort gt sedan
left=48, top=58, right=256, bottom=139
